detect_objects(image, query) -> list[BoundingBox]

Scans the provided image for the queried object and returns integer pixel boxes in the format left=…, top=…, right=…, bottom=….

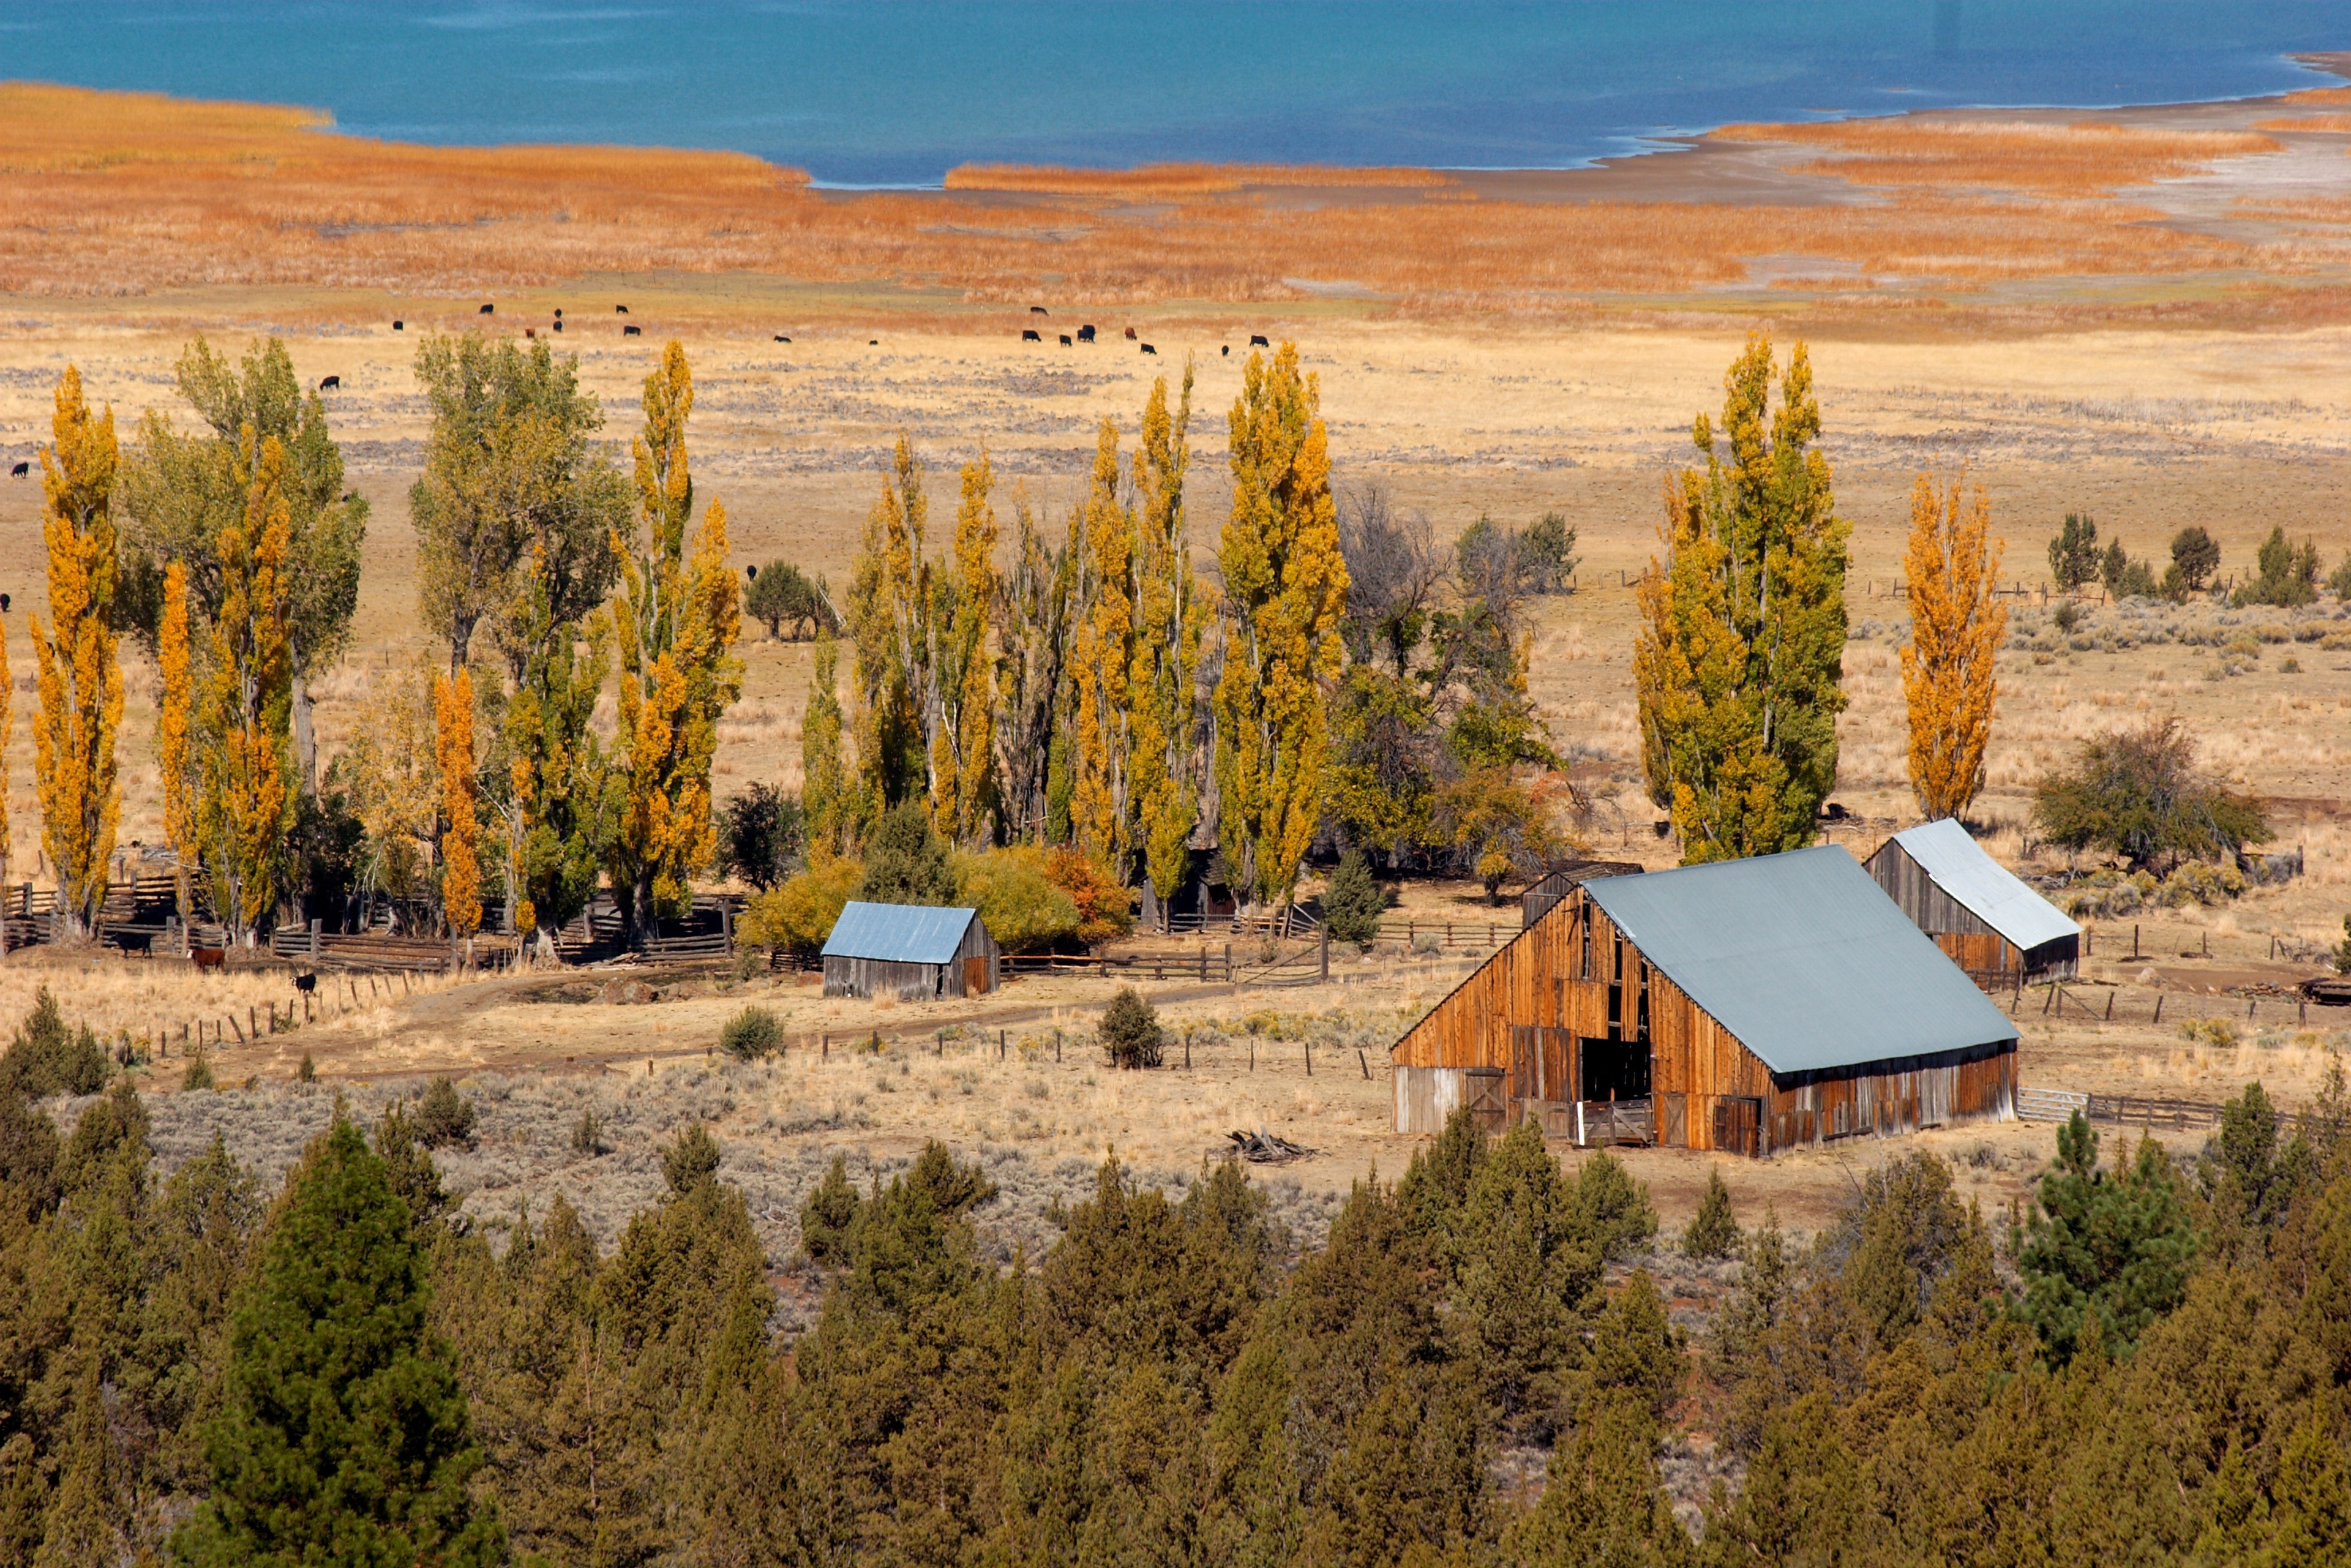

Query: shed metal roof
left=1886, top=819, right=2080, bottom=951
left=820, top=902, right=979, bottom=965
left=1581, top=846, right=2018, bottom=1076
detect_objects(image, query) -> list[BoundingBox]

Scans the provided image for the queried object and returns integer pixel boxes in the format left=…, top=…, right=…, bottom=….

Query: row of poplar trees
left=6, top=347, right=367, bottom=945
left=802, top=344, right=1349, bottom=920
left=1636, top=332, right=2006, bottom=859
left=8, top=333, right=740, bottom=948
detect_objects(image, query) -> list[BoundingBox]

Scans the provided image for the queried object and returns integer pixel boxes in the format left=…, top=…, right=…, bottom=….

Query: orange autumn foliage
left=31, top=367, right=123, bottom=937
left=434, top=668, right=481, bottom=939
left=1899, top=470, right=2006, bottom=821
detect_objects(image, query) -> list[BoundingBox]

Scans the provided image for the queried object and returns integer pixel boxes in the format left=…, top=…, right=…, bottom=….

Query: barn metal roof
left=1888, top=818, right=2080, bottom=951
left=1581, top=846, right=2019, bottom=1076
left=820, top=902, right=978, bottom=965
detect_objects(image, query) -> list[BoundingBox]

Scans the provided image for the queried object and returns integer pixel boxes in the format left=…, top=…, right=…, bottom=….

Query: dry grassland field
left=2, top=78, right=2350, bottom=1261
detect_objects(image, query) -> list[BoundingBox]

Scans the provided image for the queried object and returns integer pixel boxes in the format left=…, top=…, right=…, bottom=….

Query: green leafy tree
left=176, top=1117, right=500, bottom=1566
left=1099, top=987, right=1164, bottom=1069
left=743, top=560, right=834, bottom=640
left=1635, top=334, right=1850, bottom=863
left=2031, top=716, right=2271, bottom=871
left=2016, top=1111, right=2200, bottom=1364
left=718, top=781, right=803, bottom=891
left=2048, top=512, right=2100, bottom=590
left=858, top=798, right=957, bottom=906
left=121, top=335, right=368, bottom=792
left=407, top=334, right=625, bottom=677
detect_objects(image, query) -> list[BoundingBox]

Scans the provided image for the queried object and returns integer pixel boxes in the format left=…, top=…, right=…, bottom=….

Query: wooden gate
left=1659, top=1092, right=1687, bottom=1148
left=1712, top=1095, right=1763, bottom=1158
left=1465, top=1068, right=1509, bottom=1135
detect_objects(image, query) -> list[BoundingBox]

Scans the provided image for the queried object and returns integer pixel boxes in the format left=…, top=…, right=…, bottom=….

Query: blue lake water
left=1, top=2, right=2342, bottom=186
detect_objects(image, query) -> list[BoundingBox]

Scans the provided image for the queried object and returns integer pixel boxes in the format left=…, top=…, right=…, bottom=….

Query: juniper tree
left=178, top=1117, right=500, bottom=1566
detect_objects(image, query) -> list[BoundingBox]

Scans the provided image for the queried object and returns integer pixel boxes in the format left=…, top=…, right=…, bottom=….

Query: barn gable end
left=1390, top=847, right=2019, bottom=1152
left=1866, top=819, right=2079, bottom=985
left=820, top=902, right=1000, bottom=1000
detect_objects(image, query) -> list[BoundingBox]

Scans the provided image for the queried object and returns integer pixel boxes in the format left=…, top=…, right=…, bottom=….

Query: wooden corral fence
left=2019, top=978, right=2329, bottom=1030
left=269, top=925, right=521, bottom=974
left=2017, top=1085, right=2224, bottom=1132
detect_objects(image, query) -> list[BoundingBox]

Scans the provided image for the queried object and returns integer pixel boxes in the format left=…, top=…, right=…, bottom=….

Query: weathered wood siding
left=1394, top=885, right=2019, bottom=1153
left=1867, top=839, right=2077, bottom=985
left=823, top=917, right=1001, bottom=1000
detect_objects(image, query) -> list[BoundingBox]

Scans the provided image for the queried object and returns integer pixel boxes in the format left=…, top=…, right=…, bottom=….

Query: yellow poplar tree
left=157, top=560, right=197, bottom=929
left=848, top=435, right=929, bottom=818
left=435, top=668, right=481, bottom=939
left=1213, top=343, right=1348, bottom=913
left=197, top=429, right=296, bottom=943
left=1068, top=419, right=1135, bottom=874
left=801, top=627, right=849, bottom=855
left=1129, top=367, right=1209, bottom=927
left=1900, top=470, right=2006, bottom=820
left=1635, top=334, right=1850, bottom=864
left=609, top=342, right=743, bottom=940
left=931, top=449, right=999, bottom=845
left=31, top=367, right=124, bottom=937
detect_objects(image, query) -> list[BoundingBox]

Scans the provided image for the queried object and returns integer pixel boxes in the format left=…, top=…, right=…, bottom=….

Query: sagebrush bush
left=721, top=1005, right=786, bottom=1060
left=571, top=1108, right=606, bottom=1156
left=1100, top=987, right=1164, bottom=1070
left=182, top=1048, right=215, bottom=1092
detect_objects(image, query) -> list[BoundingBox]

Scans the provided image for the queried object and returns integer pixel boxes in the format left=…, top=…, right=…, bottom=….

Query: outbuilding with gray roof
left=1865, top=818, right=2080, bottom=986
left=821, top=901, right=999, bottom=1000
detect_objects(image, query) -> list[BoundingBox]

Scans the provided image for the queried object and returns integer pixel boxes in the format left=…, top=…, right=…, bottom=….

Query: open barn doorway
left=1579, top=1037, right=1649, bottom=1101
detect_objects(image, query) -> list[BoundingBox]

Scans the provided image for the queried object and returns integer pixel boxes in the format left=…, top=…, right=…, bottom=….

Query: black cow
left=1059, top=334, right=1072, bottom=347
left=553, top=320, right=563, bottom=332
left=774, top=334, right=791, bottom=343
left=616, top=304, right=630, bottom=313
left=1123, top=326, right=1138, bottom=340
left=293, top=972, right=317, bottom=995
left=745, top=564, right=759, bottom=581
left=392, top=319, right=405, bottom=331
left=1030, top=305, right=1049, bottom=315
left=1077, top=324, right=1097, bottom=342
left=869, top=339, right=879, bottom=346
left=554, top=308, right=563, bottom=318
left=623, top=324, right=642, bottom=336
left=479, top=303, right=495, bottom=314
left=524, top=328, right=536, bottom=339
left=1021, top=329, right=1041, bottom=342
left=1250, top=334, right=1269, bottom=347
left=318, top=375, right=339, bottom=390
left=1, top=595, right=10, bottom=613
left=1141, top=343, right=1157, bottom=355
left=1221, top=345, right=1230, bottom=356
left=8, top=462, right=27, bottom=478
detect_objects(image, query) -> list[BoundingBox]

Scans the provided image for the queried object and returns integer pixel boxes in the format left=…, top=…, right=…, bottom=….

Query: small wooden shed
left=1390, top=846, right=2019, bottom=1153
left=1865, top=819, right=2079, bottom=987
left=820, top=902, right=999, bottom=1000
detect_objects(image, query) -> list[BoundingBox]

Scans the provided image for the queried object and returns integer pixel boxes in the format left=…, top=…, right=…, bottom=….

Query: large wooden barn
left=820, top=902, right=1000, bottom=1000
left=1865, top=819, right=2079, bottom=986
left=1389, top=846, right=2020, bottom=1153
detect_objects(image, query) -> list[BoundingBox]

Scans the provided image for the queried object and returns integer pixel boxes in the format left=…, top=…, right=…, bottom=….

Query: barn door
left=1510, top=1026, right=1537, bottom=1103
left=1712, top=1096, right=1763, bottom=1158
left=1464, top=1068, right=1508, bottom=1135
left=965, top=956, right=991, bottom=994
left=1660, top=1092, right=1687, bottom=1148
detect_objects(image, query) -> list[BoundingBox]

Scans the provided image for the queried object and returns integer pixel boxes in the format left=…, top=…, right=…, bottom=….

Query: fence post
left=309, top=917, right=321, bottom=956
left=2132, top=923, right=2140, bottom=960
left=2105, top=990, right=2115, bottom=1021
left=1358, top=1048, right=1370, bottom=1080
left=1304, top=1040, right=1313, bottom=1076
left=2153, top=994, right=2164, bottom=1024
left=1319, top=925, right=1329, bottom=983
left=1224, top=943, right=1232, bottom=984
